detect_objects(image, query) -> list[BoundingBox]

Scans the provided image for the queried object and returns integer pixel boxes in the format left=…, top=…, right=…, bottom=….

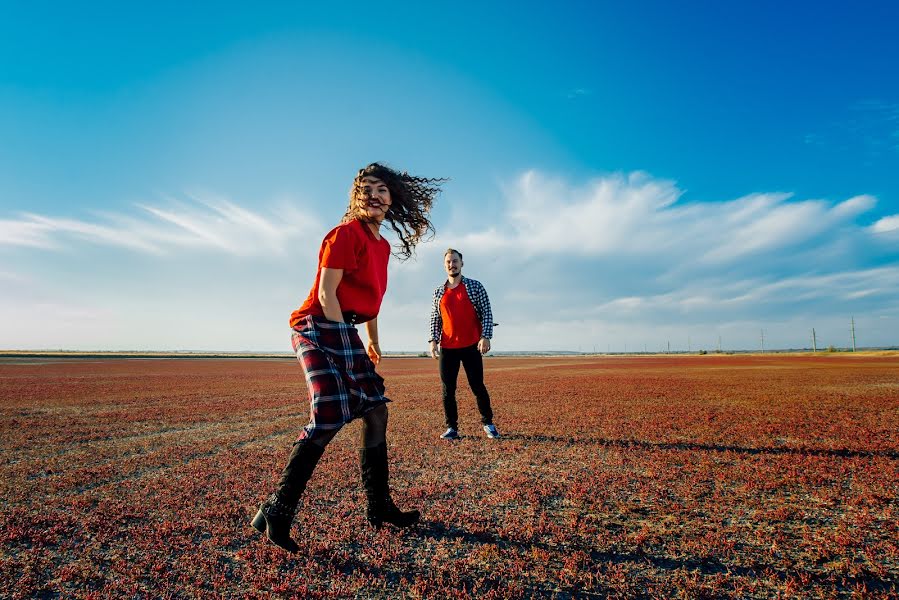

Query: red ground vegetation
left=1, top=354, right=897, bottom=598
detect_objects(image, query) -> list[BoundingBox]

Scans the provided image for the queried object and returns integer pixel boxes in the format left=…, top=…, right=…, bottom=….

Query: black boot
left=252, top=440, right=325, bottom=552
left=359, top=442, right=420, bottom=529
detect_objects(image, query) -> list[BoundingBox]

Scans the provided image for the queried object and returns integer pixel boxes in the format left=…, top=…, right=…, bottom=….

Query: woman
left=252, top=163, right=443, bottom=553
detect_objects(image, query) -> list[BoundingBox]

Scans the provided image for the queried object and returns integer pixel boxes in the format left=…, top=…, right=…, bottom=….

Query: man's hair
left=444, top=248, right=462, bottom=261
left=345, top=163, right=446, bottom=261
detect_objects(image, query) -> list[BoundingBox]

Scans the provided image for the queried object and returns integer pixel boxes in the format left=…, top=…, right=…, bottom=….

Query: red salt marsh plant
left=0, top=354, right=897, bottom=598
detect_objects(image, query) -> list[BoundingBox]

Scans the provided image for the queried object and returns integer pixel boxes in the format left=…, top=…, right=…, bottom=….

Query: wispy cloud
left=450, top=170, right=881, bottom=265
left=0, top=194, right=320, bottom=257
left=805, top=98, right=899, bottom=157
left=590, top=267, right=899, bottom=317
left=420, top=169, right=899, bottom=348
left=0, top=219, right=62, bottom=249
left=566, top=88, right=592, bottom=99
left=871, top=214, right=899, bottom=234
left=5, top=171, right=897, bottom=351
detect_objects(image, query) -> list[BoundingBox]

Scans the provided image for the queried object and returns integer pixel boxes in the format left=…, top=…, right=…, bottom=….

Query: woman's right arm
left=318, top=267, right=345, bottom=322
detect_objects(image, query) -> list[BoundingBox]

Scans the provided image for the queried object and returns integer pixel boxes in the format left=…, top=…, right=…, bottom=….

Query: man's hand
left=429, top=341, right=440, bottom=360
left=367, top=341, right=382, bottom=365
left=477, top=337, right=491, bottom=354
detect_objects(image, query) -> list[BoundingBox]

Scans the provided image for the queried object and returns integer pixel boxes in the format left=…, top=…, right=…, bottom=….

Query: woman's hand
left=477, top=337, right=491, bottom=355
left=365, top=318, right=381, bottom=365
left=367, top=340, right=382, bottom=365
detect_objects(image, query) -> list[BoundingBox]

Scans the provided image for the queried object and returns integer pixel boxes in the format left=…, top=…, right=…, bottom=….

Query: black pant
left=439, top=343, right=493, bottom=429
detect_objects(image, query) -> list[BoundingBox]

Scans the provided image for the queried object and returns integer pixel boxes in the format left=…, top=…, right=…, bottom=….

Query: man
left=428, top=248, right=499, bottom=440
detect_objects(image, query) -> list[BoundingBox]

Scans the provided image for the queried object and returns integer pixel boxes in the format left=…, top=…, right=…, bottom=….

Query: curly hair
left=344, top=163, right=445, bottom=260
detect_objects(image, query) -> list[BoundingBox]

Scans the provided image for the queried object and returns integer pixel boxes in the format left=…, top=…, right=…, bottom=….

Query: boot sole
left=368, top=511, right=421, bottom=529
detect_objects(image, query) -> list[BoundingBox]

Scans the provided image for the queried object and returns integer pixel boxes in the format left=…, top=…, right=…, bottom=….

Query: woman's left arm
left=365, top=317, right=381, bottom=365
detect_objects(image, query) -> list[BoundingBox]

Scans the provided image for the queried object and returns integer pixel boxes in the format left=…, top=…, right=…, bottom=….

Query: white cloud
left=4, top=171, right=898, bottom=352
left=0, top=219, right=60, bottom=249
left=18, top=214, right=168, bottom=254
left=409, top=169, right=899, bottom=350
left=871, top=214, right=899, bottom=234
left=0, top=195, right=321, bottom=257
left=447, top=171, right=879, bottom=268
left=567, top=88, right=592, bottom=99
left=589, top=267, right=899, bottom=317
left=494, top=170, right=682, bottom=255
left=833, top=194, right=876, bottom=218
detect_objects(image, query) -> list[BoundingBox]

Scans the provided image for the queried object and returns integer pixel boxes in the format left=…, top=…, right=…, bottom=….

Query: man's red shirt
left=439, top=281, right=482, bottom=349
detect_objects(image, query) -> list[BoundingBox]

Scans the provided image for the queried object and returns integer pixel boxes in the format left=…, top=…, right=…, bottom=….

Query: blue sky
left=2, top=1, right=898, bottom=352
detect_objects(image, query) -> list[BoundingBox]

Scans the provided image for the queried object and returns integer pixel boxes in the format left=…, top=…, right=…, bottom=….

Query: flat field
left=1, top=354, right=897, bottom=598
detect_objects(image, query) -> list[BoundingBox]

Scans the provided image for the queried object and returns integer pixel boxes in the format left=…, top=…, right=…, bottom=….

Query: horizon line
left=2, top=347, right=898, bottom=359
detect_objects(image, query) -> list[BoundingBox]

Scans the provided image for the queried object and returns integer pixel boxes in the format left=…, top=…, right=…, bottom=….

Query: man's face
left=355, top=176, right=392, bottom=222
left=444, top=252, right=462, bottom=277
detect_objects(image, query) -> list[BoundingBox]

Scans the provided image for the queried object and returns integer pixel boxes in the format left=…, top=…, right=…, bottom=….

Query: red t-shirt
left=439, top=282, right=482, bottom=349
left=290, top=219, right=390, bottom=328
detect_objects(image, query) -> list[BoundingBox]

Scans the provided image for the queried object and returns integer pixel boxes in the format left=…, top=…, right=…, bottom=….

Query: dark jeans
left=439, top=343, right=493, bottom=429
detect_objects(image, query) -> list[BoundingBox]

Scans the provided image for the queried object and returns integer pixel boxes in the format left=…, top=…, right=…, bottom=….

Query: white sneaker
left=483, top=424, right=500, bottom=439
left=440, top=428, right=460, bottom=440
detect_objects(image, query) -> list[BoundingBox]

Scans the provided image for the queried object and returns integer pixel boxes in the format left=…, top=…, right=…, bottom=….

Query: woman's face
left=354, top=175, right=392, bottom=222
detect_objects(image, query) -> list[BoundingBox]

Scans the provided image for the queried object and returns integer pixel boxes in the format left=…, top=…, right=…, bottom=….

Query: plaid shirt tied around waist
left=291, top=315, right=389, bottom=441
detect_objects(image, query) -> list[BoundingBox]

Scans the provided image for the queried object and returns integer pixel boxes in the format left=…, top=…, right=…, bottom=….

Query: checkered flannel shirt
left=429, top=276, right=494, bottom=344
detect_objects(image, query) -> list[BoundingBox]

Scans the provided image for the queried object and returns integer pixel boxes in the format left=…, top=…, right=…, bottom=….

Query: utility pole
left=688, top=335, right=691, bottom=353
left=812, top=328, right=817, bottom=352
left=667, top=340, right=670, bottom=354
left=851, top=317, right=857, bottom=352
left=717, top=334, right=721, bottom=353
left=760, top=329, right=765, bottom=352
